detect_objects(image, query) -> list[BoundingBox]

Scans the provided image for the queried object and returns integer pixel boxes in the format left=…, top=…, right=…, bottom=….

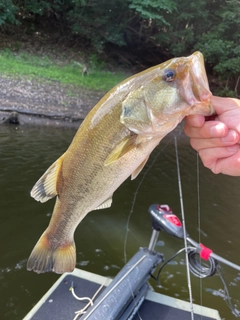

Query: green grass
left=0, top=50, right=128, bottom=91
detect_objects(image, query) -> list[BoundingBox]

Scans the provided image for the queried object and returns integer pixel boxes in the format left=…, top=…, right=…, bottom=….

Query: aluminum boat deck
left=23, top=268, right=221, bottom=320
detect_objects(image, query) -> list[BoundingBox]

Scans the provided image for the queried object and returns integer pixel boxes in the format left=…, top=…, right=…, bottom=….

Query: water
left=0, top=124, right=240, bottom=320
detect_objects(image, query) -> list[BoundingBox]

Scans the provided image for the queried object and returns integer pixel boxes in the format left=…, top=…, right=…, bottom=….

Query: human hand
left=184, top=96, right=240, bottom=176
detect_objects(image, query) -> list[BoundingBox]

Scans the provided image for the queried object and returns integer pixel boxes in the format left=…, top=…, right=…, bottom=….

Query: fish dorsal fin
left=94, top=196, right=113, bottom=210
left=31, top=153, right=65, bottom=203
left=104, top=134, right=137, bottom=166
left=131, top=156, right=149, bottom=180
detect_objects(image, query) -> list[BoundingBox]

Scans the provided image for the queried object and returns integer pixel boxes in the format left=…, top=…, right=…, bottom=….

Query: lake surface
left=0, top=124, right=240, bottom=320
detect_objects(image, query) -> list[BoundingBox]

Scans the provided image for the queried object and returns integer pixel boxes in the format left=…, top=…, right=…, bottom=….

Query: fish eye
left=163, top=69, right=176, bottom=82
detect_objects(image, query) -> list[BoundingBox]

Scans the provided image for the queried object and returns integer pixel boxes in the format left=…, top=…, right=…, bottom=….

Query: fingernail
left=222, top=130, right=238, bottom=142
left=210, top=123, right=226, bottom=136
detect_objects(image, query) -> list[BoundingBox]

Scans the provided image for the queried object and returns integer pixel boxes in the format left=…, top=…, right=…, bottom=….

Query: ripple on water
left=1, top=127, right=240, bottom=320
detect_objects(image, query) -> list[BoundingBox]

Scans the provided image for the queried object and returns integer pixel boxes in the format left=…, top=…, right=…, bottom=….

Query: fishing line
left=196, top=153, right=201, bottom=253
left=217, top=267, right=240, bottom=318
left=174, top=137, right=195, bottom=320
left=196, top=152, right=203, bottom=319
left=154, top=246, right=215, bottom=282
left=154, top=244, right=240, bottom=317
left=123, top=136, right=173, bottom=264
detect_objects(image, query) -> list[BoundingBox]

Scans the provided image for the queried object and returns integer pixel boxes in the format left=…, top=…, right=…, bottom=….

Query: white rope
left=70, top=280, right=106, bottom=320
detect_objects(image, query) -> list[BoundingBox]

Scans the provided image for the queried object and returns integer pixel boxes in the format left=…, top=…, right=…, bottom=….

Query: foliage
left=0, top=0, right=19, bottom=25
left=0, top=0, right=240, bottom=95
left=129, top=0, right=176, bottom=24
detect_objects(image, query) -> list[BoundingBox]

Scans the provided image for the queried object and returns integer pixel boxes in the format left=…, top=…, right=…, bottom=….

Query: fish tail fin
left=27, top=231, right=76, bottom=274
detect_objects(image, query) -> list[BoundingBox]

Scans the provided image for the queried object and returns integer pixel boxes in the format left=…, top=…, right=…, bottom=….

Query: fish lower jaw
left=187, top=101, right=214, bottom=116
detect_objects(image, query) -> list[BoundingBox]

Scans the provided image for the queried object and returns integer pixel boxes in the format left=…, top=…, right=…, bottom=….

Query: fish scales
left=27, top=52, right=214, bottom=274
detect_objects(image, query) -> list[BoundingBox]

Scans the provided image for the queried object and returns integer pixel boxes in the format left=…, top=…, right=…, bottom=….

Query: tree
left=0, top=0, right=19, bottom=25
left=0, top=0, right=239, bottom=95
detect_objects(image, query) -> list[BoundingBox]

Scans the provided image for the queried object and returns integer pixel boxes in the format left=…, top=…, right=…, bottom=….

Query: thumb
left=211, top=96, right=240, bottom=115
left=211, top=96, right=240, bottom=134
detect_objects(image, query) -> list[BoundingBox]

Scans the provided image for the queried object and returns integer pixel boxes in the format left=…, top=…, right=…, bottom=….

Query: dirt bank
left=0, top=75, right=105, bottom=128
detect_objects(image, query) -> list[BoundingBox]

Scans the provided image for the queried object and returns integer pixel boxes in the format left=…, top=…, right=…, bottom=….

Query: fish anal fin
left=104, top=135, right=137, bottom=166
left=27, top=231, right=76, bottom=274
left=94, top=196, right=113, bottom=210
left=131, top=156, right=149, bottom=180
left=31, top=153, right=65, bottom=203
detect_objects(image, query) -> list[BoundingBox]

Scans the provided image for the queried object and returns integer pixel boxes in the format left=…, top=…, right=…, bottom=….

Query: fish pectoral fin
left=131, top=155, right=149, bottom=180
left=31, top=153, right=65, bottom=203
left=104, top=134, right=137, bottom=166
left=94, top=196, right=113, bottom=210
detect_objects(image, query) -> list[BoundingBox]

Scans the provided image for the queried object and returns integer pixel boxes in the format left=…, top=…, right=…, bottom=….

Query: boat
left=23, top=204, right=225, bottom=320
left=23, top=267, right=221, bottom=320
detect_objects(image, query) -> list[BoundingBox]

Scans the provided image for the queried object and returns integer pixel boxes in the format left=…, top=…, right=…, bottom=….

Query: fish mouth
left=187, top=99, right=214, bottom=117
left=178, top=52, right=214, bottom=116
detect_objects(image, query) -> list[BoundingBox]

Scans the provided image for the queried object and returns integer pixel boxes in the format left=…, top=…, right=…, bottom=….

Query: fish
left=27, top=51, right=213, bottom=274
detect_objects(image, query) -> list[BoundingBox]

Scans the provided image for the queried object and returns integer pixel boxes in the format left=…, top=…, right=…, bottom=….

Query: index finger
left=184, top=120, right=228, bottom=139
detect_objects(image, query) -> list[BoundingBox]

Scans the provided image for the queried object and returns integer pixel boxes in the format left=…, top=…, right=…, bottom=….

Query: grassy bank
left=0, top=49, right=128, bottom=92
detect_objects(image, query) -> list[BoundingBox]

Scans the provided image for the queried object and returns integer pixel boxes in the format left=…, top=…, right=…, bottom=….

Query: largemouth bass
left=27, top=52, right=213, bottom=274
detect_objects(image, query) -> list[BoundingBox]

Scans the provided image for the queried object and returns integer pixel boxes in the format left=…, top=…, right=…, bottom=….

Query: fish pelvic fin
left=94, top=195, right=113, bottom=210
left=131, top=155, right=149, bottom=180
left=104, top=134, right=137, bottom=166
left=27, top=231, right=76, bottom=274
left=31, top=153, right=65, bottom=203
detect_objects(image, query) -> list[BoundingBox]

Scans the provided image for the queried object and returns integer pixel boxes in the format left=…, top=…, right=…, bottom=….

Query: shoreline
left=0, top=75, right=105, bottom=128
left=0, top=109, right=84, bottom=128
